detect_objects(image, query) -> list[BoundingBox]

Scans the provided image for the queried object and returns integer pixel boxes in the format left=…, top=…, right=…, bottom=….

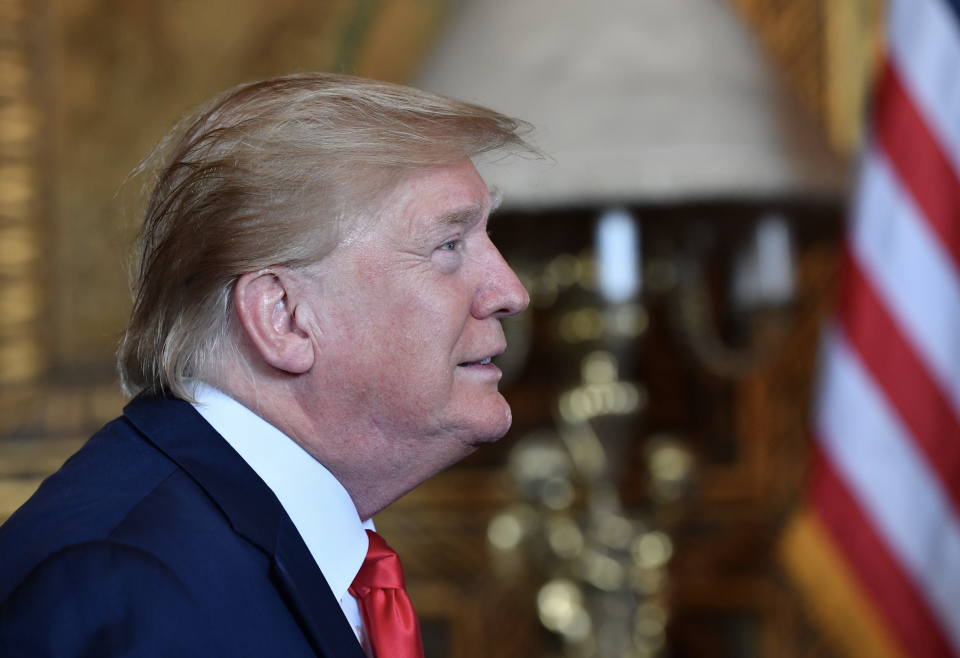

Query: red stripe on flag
left=810, top=445, right=958, bottom=658
left=838, top=248, right=960, bottom=511
left=874, top=58, right=960, bottom=271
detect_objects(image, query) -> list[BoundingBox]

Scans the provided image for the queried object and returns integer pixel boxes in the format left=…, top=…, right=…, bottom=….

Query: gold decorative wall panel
left=728, top=0, right=884, bottom=155
left=0, top=0, right=453, bottom=436
left=0, top=0, right=51, bottom=434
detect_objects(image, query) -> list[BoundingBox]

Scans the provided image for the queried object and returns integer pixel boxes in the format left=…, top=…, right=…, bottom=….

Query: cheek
left=389, top=283, right=472, bottom=358
left=355, top=306, right=459, bottom=394
left=335, top=268, right=474, bottom=389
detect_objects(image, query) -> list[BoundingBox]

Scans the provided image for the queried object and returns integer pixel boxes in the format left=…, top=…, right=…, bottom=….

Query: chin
left=463, top=394, right=513, bottom=447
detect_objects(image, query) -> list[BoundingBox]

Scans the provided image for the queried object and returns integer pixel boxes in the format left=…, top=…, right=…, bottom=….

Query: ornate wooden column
left=0, top=0, right=50, bottom=435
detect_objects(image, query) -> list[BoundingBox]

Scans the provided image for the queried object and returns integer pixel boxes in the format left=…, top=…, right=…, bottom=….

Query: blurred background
left=0, top=0, right=895, bottom=656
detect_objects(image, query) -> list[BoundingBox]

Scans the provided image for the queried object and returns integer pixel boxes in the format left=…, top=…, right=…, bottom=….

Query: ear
left=233, top=269, right=315, bottom=374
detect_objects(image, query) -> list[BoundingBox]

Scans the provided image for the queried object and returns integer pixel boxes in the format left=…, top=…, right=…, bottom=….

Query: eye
left=433, top=238, right=463, bottom=274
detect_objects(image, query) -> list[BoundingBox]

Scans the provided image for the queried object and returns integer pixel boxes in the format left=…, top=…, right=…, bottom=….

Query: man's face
left=300, top=159, right=529, bottom=482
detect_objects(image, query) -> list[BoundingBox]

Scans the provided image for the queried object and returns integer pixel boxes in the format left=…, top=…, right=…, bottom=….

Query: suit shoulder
left=0, top=416, right=180, bottom=599
left=0, top=540, right=219, bottom=658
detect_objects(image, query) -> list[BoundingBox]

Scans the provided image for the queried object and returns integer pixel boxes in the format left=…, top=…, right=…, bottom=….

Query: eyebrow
left=438, top=189, right=503, bottom=228
left=439, top=205, right=481, bottom=227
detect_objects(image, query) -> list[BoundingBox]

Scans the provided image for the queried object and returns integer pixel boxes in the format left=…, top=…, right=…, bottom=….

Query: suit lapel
left=275, top=516, right=368, bottom=658
left=123, top=395, right=367, bottom=658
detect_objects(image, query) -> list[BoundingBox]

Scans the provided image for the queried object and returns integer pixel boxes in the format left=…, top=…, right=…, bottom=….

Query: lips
left=458, top=357, right=493, bottom=367
left=457, top=340, right=506, bottom=368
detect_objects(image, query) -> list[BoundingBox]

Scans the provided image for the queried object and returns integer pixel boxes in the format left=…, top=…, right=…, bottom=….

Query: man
left=0, top=73, right=532, bottom=657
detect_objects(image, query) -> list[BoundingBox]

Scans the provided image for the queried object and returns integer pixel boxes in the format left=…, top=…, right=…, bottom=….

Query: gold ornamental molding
left=729, top=0, right=884, bottom=156
left=0, top=0, right=49, bottom=434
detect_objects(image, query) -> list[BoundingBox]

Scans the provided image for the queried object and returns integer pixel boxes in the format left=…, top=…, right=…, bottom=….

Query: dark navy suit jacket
left=0, top=395, right=367, bottom=658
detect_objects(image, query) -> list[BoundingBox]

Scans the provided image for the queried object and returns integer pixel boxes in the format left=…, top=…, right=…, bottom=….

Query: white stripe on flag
left=887, top=0, right=960, bottom=175
left=816, top=329, right=960, bottom=652
left=849, top=149, right=960, bottom=419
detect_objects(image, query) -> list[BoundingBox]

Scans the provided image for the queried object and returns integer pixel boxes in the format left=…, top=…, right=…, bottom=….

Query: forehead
left=383, top=160, right=492, bottom=234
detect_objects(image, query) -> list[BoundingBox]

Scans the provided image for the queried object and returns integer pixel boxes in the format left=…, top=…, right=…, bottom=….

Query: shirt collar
left=191, top=384, right=372, bottom=601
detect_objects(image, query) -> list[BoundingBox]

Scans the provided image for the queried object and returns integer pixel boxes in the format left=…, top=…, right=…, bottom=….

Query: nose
left=472, top=241, right=530, bottom=320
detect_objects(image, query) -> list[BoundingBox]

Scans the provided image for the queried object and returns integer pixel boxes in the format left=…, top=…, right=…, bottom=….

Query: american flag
left=783, top=0, right=960, bottom=655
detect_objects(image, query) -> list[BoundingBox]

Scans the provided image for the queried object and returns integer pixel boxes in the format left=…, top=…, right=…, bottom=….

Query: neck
left=207, top=368, right=462, bottom=520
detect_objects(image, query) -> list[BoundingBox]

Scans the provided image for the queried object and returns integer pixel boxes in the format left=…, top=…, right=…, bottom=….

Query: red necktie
left=349, top=530, right=424, bottom=658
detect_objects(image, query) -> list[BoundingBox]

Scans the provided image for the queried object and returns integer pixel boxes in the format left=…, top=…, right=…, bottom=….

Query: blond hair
left=118, top=72, right=534, bottom=401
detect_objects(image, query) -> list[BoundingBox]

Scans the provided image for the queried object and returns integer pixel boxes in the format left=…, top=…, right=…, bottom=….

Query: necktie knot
left=351, top=530, right=407, bottom=592
left=349, top=530, right=424, bottom=658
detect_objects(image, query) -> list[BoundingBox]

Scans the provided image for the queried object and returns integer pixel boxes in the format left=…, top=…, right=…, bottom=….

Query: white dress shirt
left=191, top=384, right=372, bottom=647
